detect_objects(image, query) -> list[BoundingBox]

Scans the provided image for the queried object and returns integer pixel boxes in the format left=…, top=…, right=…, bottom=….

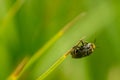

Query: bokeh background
left=0, top=0, right=120, bottom=80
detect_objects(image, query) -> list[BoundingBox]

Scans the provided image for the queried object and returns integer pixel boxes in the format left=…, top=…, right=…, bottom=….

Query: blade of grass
left=36, top=38, right=85, bottom=80
left=36, top=49, right=70, bottom=80
left=0, top=0, right=25, bottom=33
left=8, top=12, right=86, bottom=80
left=7, top=57, right=29, bottom=80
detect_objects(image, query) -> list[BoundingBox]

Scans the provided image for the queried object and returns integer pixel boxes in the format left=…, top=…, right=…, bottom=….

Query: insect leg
left=80, top=40, right=85, bottom=46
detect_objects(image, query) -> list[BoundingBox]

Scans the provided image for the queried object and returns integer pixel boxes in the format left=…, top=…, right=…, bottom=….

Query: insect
left=70, top=40, right=95, bottom=58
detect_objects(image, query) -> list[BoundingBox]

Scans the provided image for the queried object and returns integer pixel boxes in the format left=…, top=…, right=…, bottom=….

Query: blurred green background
left=0, top=0, right=120, bottom=80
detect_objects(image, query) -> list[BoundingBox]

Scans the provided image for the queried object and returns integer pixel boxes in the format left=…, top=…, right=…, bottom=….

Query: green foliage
left=0, top=0, right=120, bottom=80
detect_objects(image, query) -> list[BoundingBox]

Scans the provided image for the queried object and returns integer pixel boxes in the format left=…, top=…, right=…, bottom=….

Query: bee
left=71, top=40, right=95, bottom=58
